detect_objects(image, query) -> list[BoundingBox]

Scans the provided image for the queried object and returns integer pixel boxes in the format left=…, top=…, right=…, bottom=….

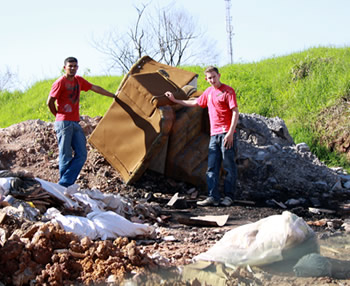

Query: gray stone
left=285, top=198, right=301, bottom=206
left=296, top=142, right=310, bottom=153
left=344, top=181, right=350, bottom=189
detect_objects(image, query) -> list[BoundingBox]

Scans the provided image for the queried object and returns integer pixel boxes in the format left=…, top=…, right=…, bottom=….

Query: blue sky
left=1, top=0, right=349, bottom=90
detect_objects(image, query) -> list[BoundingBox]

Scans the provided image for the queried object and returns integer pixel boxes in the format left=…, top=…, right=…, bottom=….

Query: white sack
left=102, top=193, right=130, bottom=215
left=72, top=189, right=130, bottom=216
left=87, top=210, right=155, bottom=240
left=72, top=192, right=106, bottom=211
left=46, top=207, right=98, bottom=240
left=195, top=211, right=316, bottom=266
left=45, top=208, right=155, bottom=240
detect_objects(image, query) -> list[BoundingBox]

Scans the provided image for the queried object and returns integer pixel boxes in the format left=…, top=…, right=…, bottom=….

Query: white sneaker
left=220, top=196, right=233, bottom=207
left=197, top=197, right=219, bottom=206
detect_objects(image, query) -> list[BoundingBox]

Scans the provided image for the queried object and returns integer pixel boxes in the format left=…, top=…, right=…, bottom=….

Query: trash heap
left=0, top=171, right=160, bottom=285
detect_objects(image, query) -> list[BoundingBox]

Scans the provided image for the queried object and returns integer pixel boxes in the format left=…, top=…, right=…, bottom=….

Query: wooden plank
left=178, top=215, right=229, bottom=227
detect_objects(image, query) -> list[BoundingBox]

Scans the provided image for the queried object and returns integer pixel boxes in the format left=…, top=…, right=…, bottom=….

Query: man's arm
left=91, top=85, right=117, bottom=98
left=223, top=107, right=239, bottom=149
left=47, top=96, right=57, bottom=117
left=164, top=91, right=198, bottom=107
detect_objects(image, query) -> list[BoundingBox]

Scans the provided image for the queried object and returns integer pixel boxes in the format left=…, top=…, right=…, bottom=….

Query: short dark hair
left=204, top=66, right=219, bottom=74
left=64, top=57, right=78, bottom=66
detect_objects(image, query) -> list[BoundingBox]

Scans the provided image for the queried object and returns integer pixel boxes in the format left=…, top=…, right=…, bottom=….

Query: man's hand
left=165, top=91, right=176, bottom=102
left=165, top=91, right=198, bottom=107
left=223, top=133, right=234, bottom=149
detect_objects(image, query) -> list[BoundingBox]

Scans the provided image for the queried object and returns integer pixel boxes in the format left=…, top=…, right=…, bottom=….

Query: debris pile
left=1, top=115, right=350, bottom=285
left=0, top=221, right=155, bottom=285
left=236, top=113, right=350, bottom=210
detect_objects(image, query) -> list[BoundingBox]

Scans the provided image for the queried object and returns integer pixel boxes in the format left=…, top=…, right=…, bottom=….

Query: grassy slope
left=1, top=47, right=349, bottom=170
left=0, top=76, right=122, bottom=126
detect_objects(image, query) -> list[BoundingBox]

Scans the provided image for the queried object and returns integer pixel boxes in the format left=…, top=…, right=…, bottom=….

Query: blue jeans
left=54, top=121, right=87, bottom=187
left=206, top=133, right=238, bottom=202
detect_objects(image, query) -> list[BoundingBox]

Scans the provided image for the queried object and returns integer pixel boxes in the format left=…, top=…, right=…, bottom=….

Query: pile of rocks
left=235, top=113, right=350, bottom=210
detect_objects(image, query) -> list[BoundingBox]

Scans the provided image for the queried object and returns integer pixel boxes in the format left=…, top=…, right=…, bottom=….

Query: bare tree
left=0, top=66, right=17, bottom=92
left=155, top=8, right=197, bottom=66
left=92, top=3, right=153, bottom=74
left=92, top=3, right=219, bottom=74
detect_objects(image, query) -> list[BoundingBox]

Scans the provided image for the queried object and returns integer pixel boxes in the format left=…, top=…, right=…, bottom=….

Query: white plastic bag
left=46, top=208, right=98, bottom=240
left=71, top=189, right=130, bottom=216
left=87, top=210, right=155, bottom=240
left=45, top=207, right=155, bottom=240
left=72, top=192, right=105, bottom=211
left=195, top=211, right=317, bottom=266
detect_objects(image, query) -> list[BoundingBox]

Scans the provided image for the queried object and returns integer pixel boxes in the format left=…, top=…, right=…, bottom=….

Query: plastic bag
left=87, top=210, right=155, bottom=240
left=46, top=207, right=98, bottom=240
left=46, top=207, right=155, bottom=240
left=195, top=211, right=319, bottom=266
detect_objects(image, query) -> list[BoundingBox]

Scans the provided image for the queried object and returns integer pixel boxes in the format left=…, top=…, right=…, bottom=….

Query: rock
left=294, top=253, right=332, bottom=277
left=344, top=181, right=350, bottom=189
left=342, top=220, right=350, bottom=233
left=331, top=180, right=343, bottom=191
left=285, top=198, right=302, bottom=207
left=296, top=142, right=310, bottom=152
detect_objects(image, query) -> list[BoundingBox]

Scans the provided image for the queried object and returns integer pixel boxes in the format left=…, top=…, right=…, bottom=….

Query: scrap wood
left=27, top=191, right=51, bottom=198
left=338, top=203, right=350, bottom=214
left=233, top=200, right=255, bottom=206
left=309, top=207, right=336, bottom=215
left=320, top=245, right=341, bottom=254
left=167, top=192, right=188, bottom=209
left=54, top=249, right=86, bottom=258
left=167, top=193, right=179, bottom=207
left=31, top=200, right=51, bottom=206
left=0, top=212, right=6, bottom=224
left=178, top=215, right=229, bottom=227
left=271, top=199, right=287, bottom=209
left=307, top=219, right=327, bottom=227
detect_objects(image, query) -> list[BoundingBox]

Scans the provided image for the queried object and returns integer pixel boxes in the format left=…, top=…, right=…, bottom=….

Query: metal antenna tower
left=225, top=0, right=234, bottom=64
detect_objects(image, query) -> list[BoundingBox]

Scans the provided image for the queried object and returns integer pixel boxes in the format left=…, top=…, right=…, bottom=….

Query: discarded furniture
left=88, top=56, right=209, bottom=187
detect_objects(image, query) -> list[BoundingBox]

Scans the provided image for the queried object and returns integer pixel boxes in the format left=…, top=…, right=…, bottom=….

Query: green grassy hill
left=1, top=47, right=349, bottom=171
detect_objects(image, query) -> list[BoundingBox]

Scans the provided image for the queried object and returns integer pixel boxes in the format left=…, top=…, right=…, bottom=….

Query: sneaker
left=197, top=197, right=219, bottom=207
left=220, top=196, right=233, bottom=207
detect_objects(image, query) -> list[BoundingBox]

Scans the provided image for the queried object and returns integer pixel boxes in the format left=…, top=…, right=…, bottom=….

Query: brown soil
left=1, top=117, right=350, bottom=286
left=315, top=96, right=350, bottom=160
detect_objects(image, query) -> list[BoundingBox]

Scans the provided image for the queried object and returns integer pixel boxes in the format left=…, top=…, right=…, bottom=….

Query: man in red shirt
left=165, top=66, right=239, bottom=206
left=47, top=57, right=116, bottom=187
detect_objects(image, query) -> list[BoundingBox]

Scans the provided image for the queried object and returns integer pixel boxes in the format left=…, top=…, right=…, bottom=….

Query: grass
left=0, top=76, right=122, bottom=127
left=1, top=47, right=350, bottom=172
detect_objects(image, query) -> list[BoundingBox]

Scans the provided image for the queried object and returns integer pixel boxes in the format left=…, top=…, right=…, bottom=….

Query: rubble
left=0, top=222, right=155, bottom=285
left=1, top=113, right=350, bottom=284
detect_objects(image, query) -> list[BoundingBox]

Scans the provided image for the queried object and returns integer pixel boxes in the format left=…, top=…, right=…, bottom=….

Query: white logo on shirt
left=63, top=104, right=72, bottom=113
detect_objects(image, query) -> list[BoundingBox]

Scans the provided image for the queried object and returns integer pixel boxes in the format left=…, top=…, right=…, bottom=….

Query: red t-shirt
left=196, top=84, right=238, bottom=136
left=49, top=75, right=92, bottom=121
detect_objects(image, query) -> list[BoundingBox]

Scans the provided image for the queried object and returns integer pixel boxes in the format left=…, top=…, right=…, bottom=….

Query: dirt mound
left=0, top=221, right=154, bottom=285
left=315, top=96, right=350, bottom=160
